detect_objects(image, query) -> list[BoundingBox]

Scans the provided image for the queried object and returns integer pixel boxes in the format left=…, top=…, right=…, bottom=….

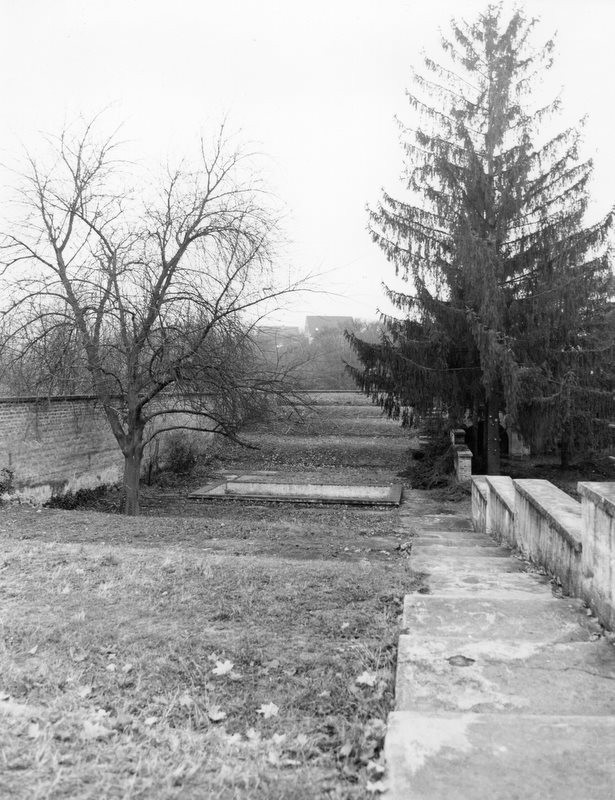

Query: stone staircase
left=385, top=508, right=615, bottom=799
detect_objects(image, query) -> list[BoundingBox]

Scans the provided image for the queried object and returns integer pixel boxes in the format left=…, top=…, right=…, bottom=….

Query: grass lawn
left=0, top=490, right=444, bottom=799
left=0, top=408, right=470, bottom=798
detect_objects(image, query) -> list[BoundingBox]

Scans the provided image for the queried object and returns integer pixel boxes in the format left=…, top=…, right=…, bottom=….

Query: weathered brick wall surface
left=0, top=396, right=122, bottom=502
left=0, top=395, right=219, bottom=502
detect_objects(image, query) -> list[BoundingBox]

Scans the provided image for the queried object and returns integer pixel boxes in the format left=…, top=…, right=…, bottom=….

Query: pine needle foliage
left=348, top=4, right=614, bottom=469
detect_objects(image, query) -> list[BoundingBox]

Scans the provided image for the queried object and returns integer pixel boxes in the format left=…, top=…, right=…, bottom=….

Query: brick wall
left=0, top=396, right=123, bottom=503
left=0, top=395, right=219, bottom=503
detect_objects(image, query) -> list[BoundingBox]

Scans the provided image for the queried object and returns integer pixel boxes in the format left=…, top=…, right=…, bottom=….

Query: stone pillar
left=451, top=429, right=472, bottom=484
left=578, top=482, right=615, bottom=630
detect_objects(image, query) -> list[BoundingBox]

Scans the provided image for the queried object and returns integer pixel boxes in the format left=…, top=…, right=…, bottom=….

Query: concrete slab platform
left=410, top=544, right=512, bottom=557
left=395, top=636, right=615, bottom=714
left=402, top=595, right=600, bottom=643
left=189, top=480, right=403, bottom=505
left=385, top=711, right=615, bottom=800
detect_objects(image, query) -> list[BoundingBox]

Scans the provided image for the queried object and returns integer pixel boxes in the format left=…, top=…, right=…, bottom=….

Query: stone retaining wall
left=0, top=395, right=217, bottom=503
left=472, top=475, right=615, bottom=630
left=0, top=396, right=122, bottom=503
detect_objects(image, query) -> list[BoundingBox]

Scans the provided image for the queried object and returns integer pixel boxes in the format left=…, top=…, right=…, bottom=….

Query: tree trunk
left=560, top=432, right=570, bottom=469
left=486, top=395, right=501, bottom=475
left=121, top=449, right=142, bottom=516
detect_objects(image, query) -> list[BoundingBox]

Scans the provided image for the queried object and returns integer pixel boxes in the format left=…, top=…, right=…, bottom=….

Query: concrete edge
left=513, top=479, right=582, bottom=553
left=485, top=475, right=515, bottom=515
left=577, top=481, right=615, bottom=519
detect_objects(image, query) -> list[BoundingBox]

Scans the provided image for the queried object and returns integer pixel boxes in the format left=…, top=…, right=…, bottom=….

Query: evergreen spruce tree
left=348, top=4, right=614, bottom=473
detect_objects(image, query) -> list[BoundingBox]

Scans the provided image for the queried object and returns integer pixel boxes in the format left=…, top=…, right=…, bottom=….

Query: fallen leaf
left=212, top=659, right=234, bottom=676
left=256, top=702, right=279, bottom=719
left=355, top=671, right=377, bottom=687
left=83, top=720, right=113, bottom=740
left=106, top=664, right=117, bottom=672
left=26, top=723, right=40, bottom=739
left=76, top=685, right=92, bottom=698
left=207, top=706, right=227, bottom=722
left=339, top=741, right=353, bottom=758
left=28, top=645, right=39, bottom=656
left=61, top=585, right=71, bottom=595
left=447, top=654, right=476, bottom=667
left=70, top=648, right=87, bottom=663
left=122, top=663, right=133, bottom=673
left=144, top=716, right=157, bottom=726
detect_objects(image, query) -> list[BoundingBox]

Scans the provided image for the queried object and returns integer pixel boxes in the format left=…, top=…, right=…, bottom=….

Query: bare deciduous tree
left=1, top=120, right=305, bottom=514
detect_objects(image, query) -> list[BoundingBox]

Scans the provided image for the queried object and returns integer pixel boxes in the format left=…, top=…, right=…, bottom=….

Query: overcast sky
left=1, top=0, right=613, bottom=326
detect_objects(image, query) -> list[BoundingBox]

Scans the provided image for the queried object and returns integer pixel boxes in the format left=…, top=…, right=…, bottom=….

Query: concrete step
left=410, top=556, right=529, bottom=575
left=402, top=595, right=601, bottom=643
left=410, top=571, right=554, bottom=597
left=395, top=636, right=615, bottom=714
left=410, top=544, right=512, bottom=558
left=412, top=532, right=498, bottom=546
left=415, top=516, right=474, bottom=532
left=385, top=711, right=615, bottom=800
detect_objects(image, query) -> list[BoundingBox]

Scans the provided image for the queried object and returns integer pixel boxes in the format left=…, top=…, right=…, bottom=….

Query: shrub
left=398, top=427, right=454, bottom=489
left=0, top=467, right=14, bottom=496
left=164, top=433, right=199, bottom=475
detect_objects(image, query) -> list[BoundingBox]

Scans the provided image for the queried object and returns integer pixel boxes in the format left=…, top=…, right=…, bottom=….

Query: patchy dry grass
left=0, top=501, right=424, bottom=799
left=0, top=405, right=469, bottom=798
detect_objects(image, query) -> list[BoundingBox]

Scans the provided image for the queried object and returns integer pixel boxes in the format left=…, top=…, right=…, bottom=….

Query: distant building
left=304, top=315, right=354, bottom=343
left=255, top=325, right=303, bottom=350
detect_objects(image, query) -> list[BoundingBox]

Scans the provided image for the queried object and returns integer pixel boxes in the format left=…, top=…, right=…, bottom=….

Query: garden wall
left=0, top=395, right=217, bottom=503
left=0, top=396, right=122, bottom=503
left=472, top=475, right=615, bottom=630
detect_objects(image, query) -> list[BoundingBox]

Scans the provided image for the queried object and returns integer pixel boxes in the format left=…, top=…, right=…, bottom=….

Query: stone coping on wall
left=514, top=479, right=582, bottom=554
left=485, top=475, right=515, bottom=514
left=578, top=482, right=615, bottom=517
left=0, top=394, right=106, bottom=404
left=473, top=475, right=489, bottom=500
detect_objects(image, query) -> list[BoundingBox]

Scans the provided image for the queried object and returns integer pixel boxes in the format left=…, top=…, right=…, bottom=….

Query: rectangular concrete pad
left=395, top=637, right=615, bottom=714
left=189, top=480, right=402, bottom=505
left=402, top=595, right=598, bottom=643
left=385, top=711, right=615, bottom=800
